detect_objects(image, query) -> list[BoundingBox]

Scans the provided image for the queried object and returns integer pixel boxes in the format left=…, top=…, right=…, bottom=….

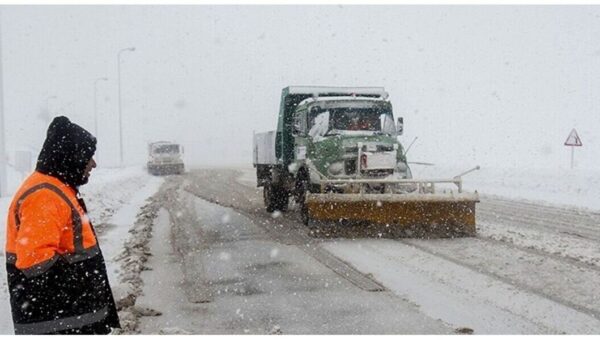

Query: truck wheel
left=276, top=185, right=289, bottom=212
left=265, top=184, right=288, bottom=213
left=300, top=201, right=309, bottom=226
left=296, top=179, right=310, bottom=226
left=264, top=185, right=276, bottom=212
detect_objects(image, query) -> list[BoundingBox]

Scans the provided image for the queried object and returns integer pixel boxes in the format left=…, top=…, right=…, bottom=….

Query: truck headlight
left=396, top=162, right=412, bottom=179
left=328, top=162, right=344, bottom=176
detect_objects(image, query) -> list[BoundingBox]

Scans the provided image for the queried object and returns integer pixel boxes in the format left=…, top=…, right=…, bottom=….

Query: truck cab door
left=292, top=110, right=309, bottom=166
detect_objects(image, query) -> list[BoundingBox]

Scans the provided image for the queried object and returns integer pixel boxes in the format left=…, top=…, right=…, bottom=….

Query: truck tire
left=263, top=185, right=275, bottom=212
left=295, top=177, right=310, bottom=226
left=275, top=186, right=289, bottom=212
left=264, top=184, right=288, bottom=213
left=300, top=200, right=309, bottom=226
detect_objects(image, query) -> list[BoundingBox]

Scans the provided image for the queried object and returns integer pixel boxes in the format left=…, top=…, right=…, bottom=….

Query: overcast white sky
left=1, top=5, right=599, bottom=170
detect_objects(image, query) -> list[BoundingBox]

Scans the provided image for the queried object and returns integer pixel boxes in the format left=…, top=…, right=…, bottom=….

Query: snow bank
left=411, top=165, right=600, bottom=211
left=110, top=191, right=163, bottom=334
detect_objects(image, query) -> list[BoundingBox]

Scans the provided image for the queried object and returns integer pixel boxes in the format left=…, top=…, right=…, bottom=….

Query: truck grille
left=346, top=145, right=394, bottom=153
left=363, top=169, right=394, bottom=177
left=345, top=159, right=357, bottom=175
left=377, top=145, right=394, bottom=152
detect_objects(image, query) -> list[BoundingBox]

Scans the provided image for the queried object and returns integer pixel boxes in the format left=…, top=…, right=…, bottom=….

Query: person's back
left=4, top=116, right=120, bottom=334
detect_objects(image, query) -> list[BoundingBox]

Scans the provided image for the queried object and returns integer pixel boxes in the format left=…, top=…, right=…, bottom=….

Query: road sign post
left=564, top=128, right=582, bottom=169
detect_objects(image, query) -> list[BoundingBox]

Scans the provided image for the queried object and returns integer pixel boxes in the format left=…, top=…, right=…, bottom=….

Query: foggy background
left=1, top=5, right=598, bottom=171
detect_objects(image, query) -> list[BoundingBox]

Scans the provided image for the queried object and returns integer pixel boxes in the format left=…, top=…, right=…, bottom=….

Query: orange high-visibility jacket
left=6, top=116, right=120, bottom=335
left=5, top=171, right=99, bottom=276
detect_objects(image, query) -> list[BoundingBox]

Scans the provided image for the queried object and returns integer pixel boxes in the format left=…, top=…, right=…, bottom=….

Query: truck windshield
left=154, top=145, right=179, bottom=154
left=308, top=102, right=395, bottom=137
left=330, top=108, right=392, bottom=133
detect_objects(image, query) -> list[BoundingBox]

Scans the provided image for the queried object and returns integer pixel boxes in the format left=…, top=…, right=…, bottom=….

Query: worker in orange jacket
left=5, top=116, right=120, bottom=334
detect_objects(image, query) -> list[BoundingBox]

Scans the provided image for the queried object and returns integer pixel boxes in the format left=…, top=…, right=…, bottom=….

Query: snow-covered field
left=412, top=164, right=600, bottom=211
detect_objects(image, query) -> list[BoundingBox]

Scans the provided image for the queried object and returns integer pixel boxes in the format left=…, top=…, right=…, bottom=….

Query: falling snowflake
left=219, top=252, right=231, bottom=261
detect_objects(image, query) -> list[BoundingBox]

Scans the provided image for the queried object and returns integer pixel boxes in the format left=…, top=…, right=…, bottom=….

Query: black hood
left=36, top=116, right=97, bottom=188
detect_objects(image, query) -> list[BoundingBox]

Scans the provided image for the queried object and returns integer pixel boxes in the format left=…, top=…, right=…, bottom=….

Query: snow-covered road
left=173, top=167, right=600, bottom=334
left=137, top=190, right=450, bottom=334
left=1, top=165, right=599, bottom=334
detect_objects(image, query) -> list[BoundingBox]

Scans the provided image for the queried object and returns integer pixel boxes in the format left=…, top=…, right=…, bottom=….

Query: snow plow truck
left=252, top=86, right=479, bottom=237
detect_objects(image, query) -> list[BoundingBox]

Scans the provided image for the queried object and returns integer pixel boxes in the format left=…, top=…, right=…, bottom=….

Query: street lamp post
left=93, top=77, right=108, bottom=137
left=0, top=15, right=6, bottom=196
left=117, top=46, right=135, bottom=167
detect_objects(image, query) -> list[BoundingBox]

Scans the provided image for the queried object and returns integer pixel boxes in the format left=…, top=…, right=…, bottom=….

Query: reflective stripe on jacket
left=5, top=172, right=99, bottom=275
left=5, top=171, right=120, bottom=334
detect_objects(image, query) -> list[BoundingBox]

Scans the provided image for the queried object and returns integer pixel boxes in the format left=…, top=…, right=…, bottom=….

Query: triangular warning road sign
left=564, top=128, right=582, bottom=146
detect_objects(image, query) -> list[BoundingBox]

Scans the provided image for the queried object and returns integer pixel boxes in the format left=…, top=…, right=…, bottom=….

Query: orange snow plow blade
left=304, top=167, right=481, bottom=238
left=306, top=193, right=479, bottom=238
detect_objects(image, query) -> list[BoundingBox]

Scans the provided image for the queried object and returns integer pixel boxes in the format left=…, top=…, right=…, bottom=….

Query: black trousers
left=46, top=320, right=114, bottom=335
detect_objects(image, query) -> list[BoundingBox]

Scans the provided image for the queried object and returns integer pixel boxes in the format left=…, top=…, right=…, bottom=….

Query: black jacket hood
left=36, top=116, right=96, bottom=188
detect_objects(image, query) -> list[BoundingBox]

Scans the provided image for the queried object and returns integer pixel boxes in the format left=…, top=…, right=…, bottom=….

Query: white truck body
left=253, top=131, right=277, bottom=165
left=147, top=141, right=185, bottom=175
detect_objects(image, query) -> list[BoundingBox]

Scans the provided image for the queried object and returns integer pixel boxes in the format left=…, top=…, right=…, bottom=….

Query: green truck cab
left=253, top=86, right=410, bottom=213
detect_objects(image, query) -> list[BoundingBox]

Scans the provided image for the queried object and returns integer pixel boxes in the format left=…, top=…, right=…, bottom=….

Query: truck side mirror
left=396, top=117, right=404, bottom=136
left=293, top=120, right=306, bottom=136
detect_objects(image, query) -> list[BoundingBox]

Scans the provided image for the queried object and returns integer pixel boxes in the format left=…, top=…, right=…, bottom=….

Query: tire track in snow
left=474, top=233, right=600, bottom=274
left=478, top=198, right=600, bottom=240
left=477, top=197, right=600, bottom=268
left=325, top=239, right=600, bottom=334
left=398, top=237, right=600, bottom=323
left=188, top=168, right=600, bottom=333
left=182, top=169, right=389, bottom=292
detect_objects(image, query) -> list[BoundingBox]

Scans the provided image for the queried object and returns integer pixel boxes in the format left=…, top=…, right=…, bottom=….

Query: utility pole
left=93, top=77, right=108, bottom=137
left=94, top=77, right=108, bottom=164
left=0, top=12, right=8, bottom=196
left=117, top=47, right=135, bottom=167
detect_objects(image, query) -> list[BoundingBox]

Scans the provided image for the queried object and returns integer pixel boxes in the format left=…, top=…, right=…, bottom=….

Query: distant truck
left=147, top=141, right=185, bottom=175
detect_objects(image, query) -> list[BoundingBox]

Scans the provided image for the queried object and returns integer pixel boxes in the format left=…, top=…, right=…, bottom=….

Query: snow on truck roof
left=150, top=141, right=179, bottom=145
left=297, top=96, right=389, bottom=107
left=286, top=86, right=387, bottom=97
